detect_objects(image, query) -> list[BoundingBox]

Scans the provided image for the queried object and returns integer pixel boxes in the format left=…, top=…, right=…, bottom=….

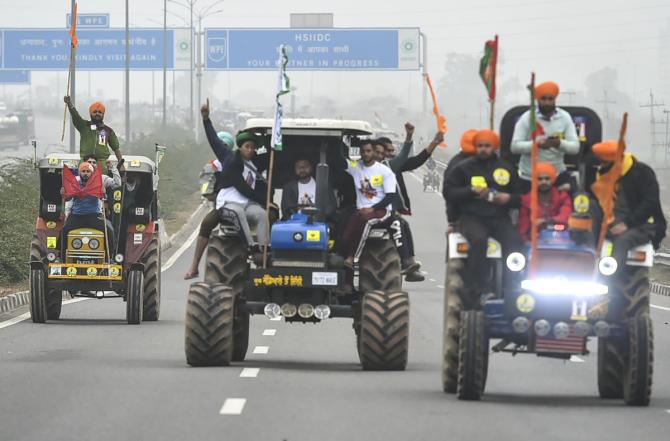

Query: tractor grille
left=272, top=249, right=327, bottom=269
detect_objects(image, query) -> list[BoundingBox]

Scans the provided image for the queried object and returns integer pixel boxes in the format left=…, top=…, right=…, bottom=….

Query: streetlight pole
left=163, top=0, right=167, bottom=129
left=190, top=1, right=194, bottom=135
left=125, top=0, right=130, bottom=143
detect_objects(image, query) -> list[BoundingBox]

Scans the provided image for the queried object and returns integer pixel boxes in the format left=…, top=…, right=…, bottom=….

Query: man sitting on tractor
left=591, top=140, right=667, bottom=272
left=444, top=129, right=524, bottom=306
left=281, top=156, right=336, bottom=220
left=61, top=160, right=122, bottom=254
left=517, top=162, right=573, bottom=242
left=510, top=81, right=580, bottom=193
left=340, top=140, right=397, bottom=269
left=217, top=132, right=273, bottom=250
left=64, top=95, right=124, bottom=175
left=443, top=129, right=478, bottom=232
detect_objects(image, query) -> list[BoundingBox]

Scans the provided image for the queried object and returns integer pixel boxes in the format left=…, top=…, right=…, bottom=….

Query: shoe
left=404, top=270, right=425, bottom=282
left=401, top=257, right=421, bottom=275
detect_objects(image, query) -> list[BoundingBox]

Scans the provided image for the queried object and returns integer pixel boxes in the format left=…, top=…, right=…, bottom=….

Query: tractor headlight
left=72, top=238, right=83, bottom=249
left=506, top=252, right=526, bottom=272
left=293, top=232, right=303, bottom=242
left=598, top=257, right=617, bottom=276
left=115, top=254, right=124, bottom=263
left=89, top=239, right=100, bottom=250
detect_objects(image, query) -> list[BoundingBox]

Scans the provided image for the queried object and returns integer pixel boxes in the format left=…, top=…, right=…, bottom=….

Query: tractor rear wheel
left=29, top=269, right=47, bottom=323
left=358, top=290, right=409, bottom=371
left=141, top=238, right=161, bottom=321
left=126, top=269, right=144, bottom=325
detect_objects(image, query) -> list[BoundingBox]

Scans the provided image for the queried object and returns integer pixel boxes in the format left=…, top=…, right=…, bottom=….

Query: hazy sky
left=1, top=0, right=669, bottom=128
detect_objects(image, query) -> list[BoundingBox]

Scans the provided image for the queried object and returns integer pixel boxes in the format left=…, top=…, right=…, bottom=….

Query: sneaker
left=401, top=257, right=421, bottom=275
left=404, top=270, right=425, bottom=282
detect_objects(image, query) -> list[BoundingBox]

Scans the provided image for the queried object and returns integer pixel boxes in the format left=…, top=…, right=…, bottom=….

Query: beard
left=539, top=104, right=555, bottom=115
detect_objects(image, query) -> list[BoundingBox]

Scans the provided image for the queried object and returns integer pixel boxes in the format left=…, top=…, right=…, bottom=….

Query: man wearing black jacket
left=591, top=140, right=667, bottom=272
left=217, top=132, right=273, bottom=248
left=445, top=129, right=524, bottom=306
left=443, top=129, right=478, bottom=231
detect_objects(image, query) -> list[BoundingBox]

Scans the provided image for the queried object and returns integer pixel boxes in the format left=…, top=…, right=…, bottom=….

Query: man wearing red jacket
left=518, top=162, right=572, bottom=242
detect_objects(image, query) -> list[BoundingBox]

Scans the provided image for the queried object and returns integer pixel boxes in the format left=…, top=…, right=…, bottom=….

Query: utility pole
left=420, top=32, right=428, bottom=115
left=125, top=0, right=130, bottom=144
left=596, top=89, right=617, bottom=137
left=190, top=1, right=194, bottom=136
left=196, top=15, right=202, bottom=143
left=663, top=109, right=670, bottom=166
left=640, top=90, right=665, bottom=162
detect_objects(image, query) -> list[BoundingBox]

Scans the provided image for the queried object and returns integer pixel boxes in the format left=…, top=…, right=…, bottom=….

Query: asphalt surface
left=1, top=169, right=669, bottom=441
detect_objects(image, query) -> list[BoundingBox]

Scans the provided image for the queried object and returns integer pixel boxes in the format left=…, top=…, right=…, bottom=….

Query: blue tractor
left=443, top=107, right=654, bottom=405
left=184, top=119, right=409, bottom=370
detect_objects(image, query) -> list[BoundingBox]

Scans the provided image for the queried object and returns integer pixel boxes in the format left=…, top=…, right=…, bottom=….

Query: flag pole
left=489, top=35, right=499, bottom=130
left=529, top=72, right=539, bottom=275
left=262, top=149, right=275, bottom=268
left=61, top=2, right=78, bottom=143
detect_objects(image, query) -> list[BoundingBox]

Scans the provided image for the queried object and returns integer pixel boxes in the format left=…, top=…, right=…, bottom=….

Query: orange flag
left=69, top=2, right=79, bottom=48
left=424, top=74, right=447, bottom=148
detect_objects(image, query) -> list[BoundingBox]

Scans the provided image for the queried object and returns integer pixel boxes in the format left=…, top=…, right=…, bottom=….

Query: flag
left=479, top=35, right=498, bottom=101
left=69, top=2, right=79, bottom=48
left=155, top=144, right=167, bottom=165
left=62, top=165, right=104, bottom=200
left=373, top=112, right=383, bottom=128
left=424, top=74, right=447, bottom=148
left=271, top=45, right=290, bottom=151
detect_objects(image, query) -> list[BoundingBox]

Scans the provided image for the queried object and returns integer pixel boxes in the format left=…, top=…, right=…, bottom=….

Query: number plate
left=312, top=272, right=338, bottom=286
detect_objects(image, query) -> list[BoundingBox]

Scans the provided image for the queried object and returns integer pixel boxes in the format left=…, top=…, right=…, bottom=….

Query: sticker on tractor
left=87, top=267, right=98, bottom=277
left=493, top=168, right=510, bottom=186
left=306, top=230, right=320, bottom=242
left=66, top=267, right=77, bottom=277
left=571, top=300, right=588, bottom=321
left=47, top=204, right=57, bottom=213
left=133, top=233, right=143, bottom=245
left=253, top=274, right=304, bottom=287
left=130, top=160, right=141, bottom=167
left=46, top=221, right=57, bottom=229
left=136, top=224, right=146, bottom=232
left=113, top=190, right=122, bottom=201
left=113, top=203, right=122, bottom=214
left=516, top=294, right=535, bottom=313
left=135, top=207, right=145, bottom=216
left=109, top=266, right=120, bottom=277
left=47, top=237, right=57, bottom=249
left=50, top=266, right=62, bottom=276
left=48, top=157, right=59, bottom=165
left=573, top=194, right=590, bottom=213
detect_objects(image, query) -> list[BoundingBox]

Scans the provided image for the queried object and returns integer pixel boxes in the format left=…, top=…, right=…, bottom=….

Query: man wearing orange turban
left=64, top=95, right=123, bottom=173
left=511, top=80, right=580, bottom=193
left=444, top=129, right=523, bottom=306
left=517, top=162, right=572, bottom=241
left=590, top=140, right=666, bottom=269
left=442, top=129, right=478, bottom=228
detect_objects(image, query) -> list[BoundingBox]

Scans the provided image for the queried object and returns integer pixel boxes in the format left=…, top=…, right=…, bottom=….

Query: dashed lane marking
left=437, top=285, right=445, bottom=289
left=262, top=329, right=277, bottom=336
left=253, top=346, right=269, bottom=354
left=240, top=368, right=260, bottom=378
left=569, top=355, right=585, bottom=363
left=0, top=298, right=89, bottom=330
left=429, top=278, right=436, bottom=282
left=219, top=398, right=246, bottom=415
left=651, top=304, right=670, bottom=312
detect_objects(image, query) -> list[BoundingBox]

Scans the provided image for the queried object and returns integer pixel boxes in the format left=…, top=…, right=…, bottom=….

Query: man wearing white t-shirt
left=341, top=141, right=397, bottom=267
left=281, top=157, right=336, bottom=219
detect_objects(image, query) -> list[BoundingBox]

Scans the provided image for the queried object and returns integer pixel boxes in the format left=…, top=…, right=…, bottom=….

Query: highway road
left=1, top=170, right=669, bottom=441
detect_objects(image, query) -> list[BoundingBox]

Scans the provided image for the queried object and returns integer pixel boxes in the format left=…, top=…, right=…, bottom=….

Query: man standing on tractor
left=517, top=162, right=573, bottom=242
left=64, top=96, right=124, bottom=174
left=591, top=140, right=667, bottom=271
left=444, top=129, right=524, bottom=306
left=510, top=81, right=580, bottom=192
left=184, top=99, right=236, bottom=279
left=340, top=140, right=397, bottom=269
left=443, top=129, right=478, bottom=232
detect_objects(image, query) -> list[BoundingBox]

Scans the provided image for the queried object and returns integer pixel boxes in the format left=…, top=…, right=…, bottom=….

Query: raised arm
left=201, top=98, right=232, bottom=165
left=388, top=122, right=415, bottom=172
left=64, top=95, right=87, bottom=131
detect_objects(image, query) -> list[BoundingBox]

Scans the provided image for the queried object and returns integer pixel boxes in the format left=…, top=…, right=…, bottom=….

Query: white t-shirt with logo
left=216, top=162, right=257, bottom=209
left=346, top=160, right=396, bottom=210
left=297, top=177, right=316, bottom=207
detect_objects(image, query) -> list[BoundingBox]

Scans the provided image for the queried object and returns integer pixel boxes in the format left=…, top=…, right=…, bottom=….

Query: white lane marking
left=240, top=367, right=260, bottom=378
left=262, top=329, right=277, bottom=336
left=437, top=285, right=445, bottom=289
left=163, top=227, right=199, bottom=271
left=429, top=278, right=436, bottom=282
left=0, top=298, right=89, bottom=330
left=253, top=346, right=269, bottom=354
left=569, top=355, right=585, bottom=363
left=269, top=316, right=281, bottom=321
left=665, top=409, right=670, bottom=415
left=651, top=304, right=670, bottom=312
left=219, top=398, right=246, bottom=415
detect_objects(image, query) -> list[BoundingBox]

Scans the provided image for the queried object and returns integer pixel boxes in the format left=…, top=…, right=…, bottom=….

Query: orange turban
left=592, top=140, right=619, bottom=162
left=460, top=129, right=478, bottom=154
left=78, top=162, right=94, bottom=173
left=536, top=162, right=557, bottom=183
left=89, top=101, right=106, bottom=114
left=473, top=129, right=500, bottom=150
left=534, top=81, right=560, bottom=99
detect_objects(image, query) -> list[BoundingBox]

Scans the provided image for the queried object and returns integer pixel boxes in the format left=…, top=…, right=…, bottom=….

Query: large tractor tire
left=597, top=337, right=625, bottom=399
left=358, top=238, right=402, bottom=293
left=29, top=268, right=47, bottom=323
left=185, top=283, right=235, bottom=367
left=141, top=238, right=161, bottom=321
left=126, top=269, right=144, bottom=325
left=30, top=234, right=43, bottom=263
left=204, top=235, right=250, bottom=361
left=623, top=313, right=653, bottom=406
left=457, top=310, right=488, bottom=401
left=46, top=290, right=63, bottom=320
left=442, top=258, right=465, bottom=393
left=612, top=267, right=650, bottom=318
left=357, top=290, right=409, bottom=371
